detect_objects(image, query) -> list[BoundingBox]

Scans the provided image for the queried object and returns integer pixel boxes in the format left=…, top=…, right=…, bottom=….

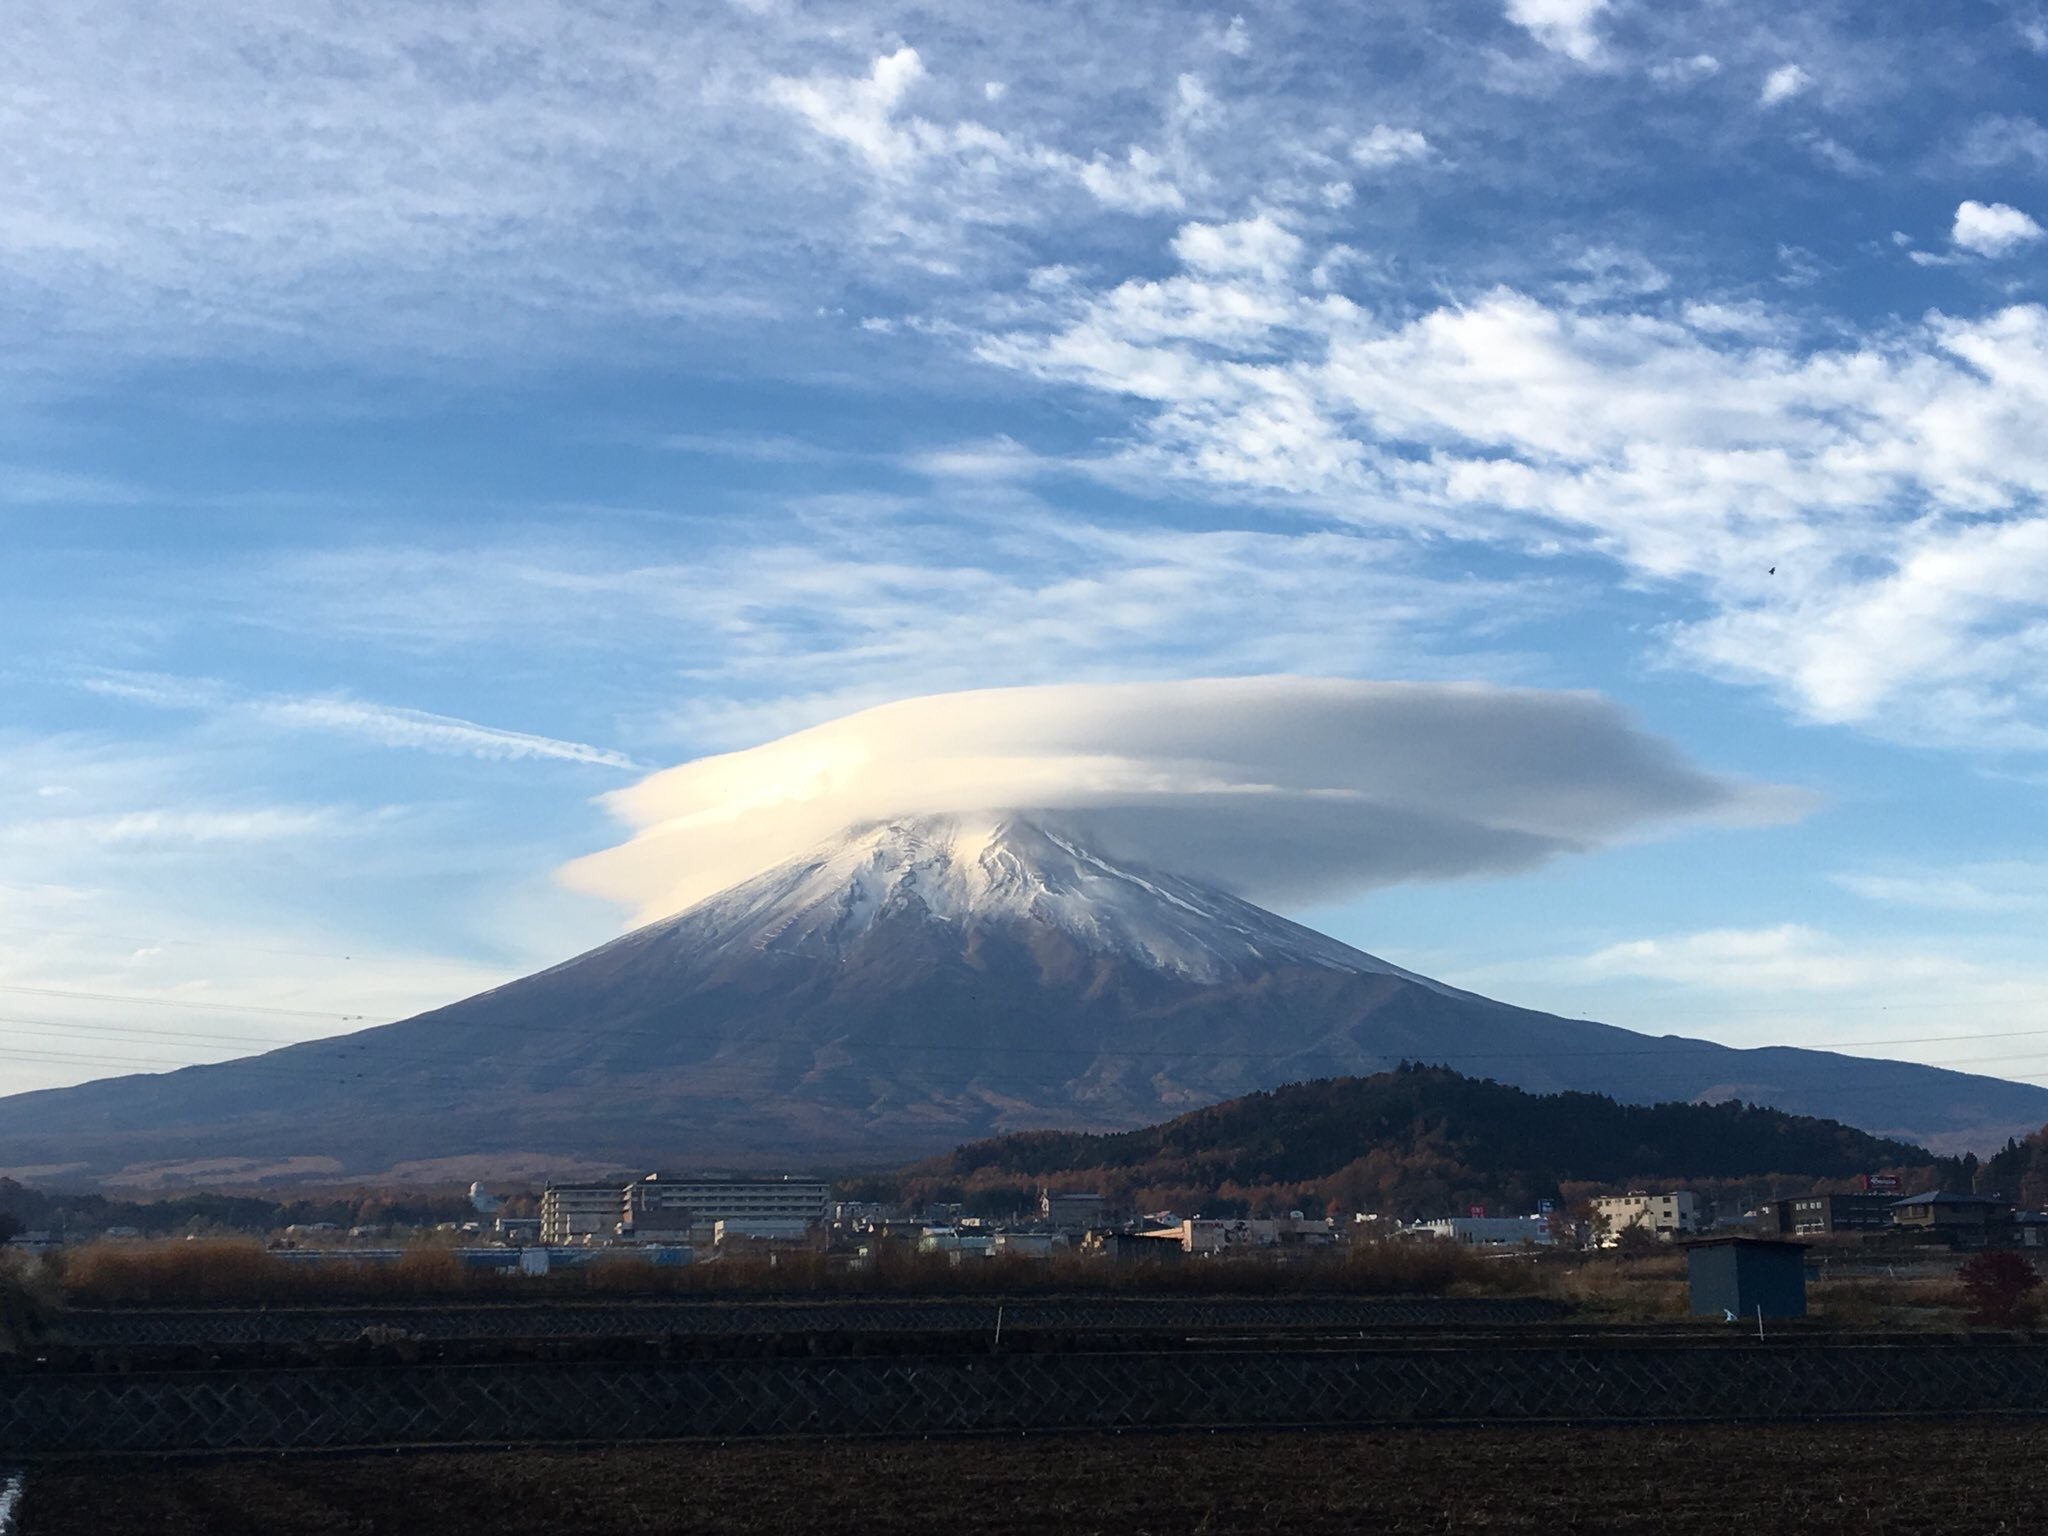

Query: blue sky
left=5, top=0, right=2048, bottom=1098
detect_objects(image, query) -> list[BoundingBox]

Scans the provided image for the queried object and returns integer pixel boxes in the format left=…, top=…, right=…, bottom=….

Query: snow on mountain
left=624, top=815, right=1451, bottom=989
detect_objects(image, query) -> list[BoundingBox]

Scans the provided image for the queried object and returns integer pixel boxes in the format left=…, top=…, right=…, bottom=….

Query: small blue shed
left=1686, top=1237, right=1808, bottom=1320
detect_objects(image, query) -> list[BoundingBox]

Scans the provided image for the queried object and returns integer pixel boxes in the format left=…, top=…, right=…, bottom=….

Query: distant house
left=1888, top=1191, right=2014, bottom=1246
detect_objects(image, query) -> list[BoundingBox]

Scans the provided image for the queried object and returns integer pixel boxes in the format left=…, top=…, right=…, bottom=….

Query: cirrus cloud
left=561, top=676, right=1798, bottom=925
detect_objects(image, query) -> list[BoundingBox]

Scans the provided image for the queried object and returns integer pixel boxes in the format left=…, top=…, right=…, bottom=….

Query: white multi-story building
left=1593, top=1191, right=1700, bottom=1243
left=539, top=1184, right=624, bottom=1245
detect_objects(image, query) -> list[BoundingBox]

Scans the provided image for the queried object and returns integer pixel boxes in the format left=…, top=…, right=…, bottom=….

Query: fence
left=52, top=1295, right=1569, bottom=1347
left=10, top=1339, right=2048, bottom=1457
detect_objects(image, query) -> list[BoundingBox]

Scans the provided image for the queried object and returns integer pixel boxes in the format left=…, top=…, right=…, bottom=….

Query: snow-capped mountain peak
left=643, top=814, right=1443, bottom=987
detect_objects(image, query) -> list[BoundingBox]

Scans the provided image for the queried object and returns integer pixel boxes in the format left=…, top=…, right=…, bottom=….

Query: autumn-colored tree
left=1958, top=1250, right=2041, bottom=1325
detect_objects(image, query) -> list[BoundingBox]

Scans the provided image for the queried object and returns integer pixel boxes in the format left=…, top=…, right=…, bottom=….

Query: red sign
left=1862, top=1174, right=1901, bottom=1192
left=1468, top=1205, right=1487, bottom=1219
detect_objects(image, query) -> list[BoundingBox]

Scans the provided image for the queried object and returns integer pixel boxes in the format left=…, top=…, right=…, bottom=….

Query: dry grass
left=55, top=1236, right=1543, bottom=1309
left=63, top=1236, right=2021, bottom=1329
left=1546, top=1252, right=1689, bottom=1320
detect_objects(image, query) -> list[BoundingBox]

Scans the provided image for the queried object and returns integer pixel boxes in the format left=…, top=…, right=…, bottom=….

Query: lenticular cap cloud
left=562, top=677, right=1799, bottom=924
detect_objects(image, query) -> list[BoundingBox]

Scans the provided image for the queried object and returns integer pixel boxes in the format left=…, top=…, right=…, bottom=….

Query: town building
left=1593, top=1191, right=1701, bottom=1243
left=1148, top=1214, right=1335, bottom=1254
left=1081, top=1230, right=1182, bottom=1263
left=539, top=1184, right=623, bottom=1244
left=1760, top=1193, right=1900, bottom=1237
left=918, top=1227, right=995, bottom=1262
left=712, top=1217, right=813, bottom=1246
left=1412, top=1215, right=1555, bottom=1247
left=621, top=1173, right=830, bottom=1244
left=1039, top=1190, right=1107, bottom=1236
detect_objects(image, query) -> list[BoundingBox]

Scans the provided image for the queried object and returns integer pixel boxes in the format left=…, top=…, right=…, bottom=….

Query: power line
left=0, top=919, right=361, bottom=964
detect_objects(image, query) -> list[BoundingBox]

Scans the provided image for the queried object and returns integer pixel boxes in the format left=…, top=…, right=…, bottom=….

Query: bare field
left=19, top=1419, right=2044, bottom=1535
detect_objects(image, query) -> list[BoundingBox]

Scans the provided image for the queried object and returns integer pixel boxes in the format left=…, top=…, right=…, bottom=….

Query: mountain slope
left=0, top=816, right=2043, bottom=1185
left=909, top=1064, right=1943, bottom=1218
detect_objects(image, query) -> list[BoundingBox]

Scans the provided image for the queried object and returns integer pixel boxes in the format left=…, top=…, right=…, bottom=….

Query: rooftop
left=1889, top=1191, right=2010, bottom=1208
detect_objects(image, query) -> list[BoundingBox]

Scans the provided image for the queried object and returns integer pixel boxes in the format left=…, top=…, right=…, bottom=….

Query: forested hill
left=905, top=1066, right=1943, bottom=1218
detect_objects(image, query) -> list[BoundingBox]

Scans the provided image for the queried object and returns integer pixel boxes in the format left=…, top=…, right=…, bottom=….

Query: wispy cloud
left=223, top=508, right=1540, bottom=756
left=1468, top=922, right=2048, bottom=1072
left=0, top=806, right=351, bottom=851
left=1831, top=865, right=2047, bottom=913
left=84, top=672, right=639, bottom=769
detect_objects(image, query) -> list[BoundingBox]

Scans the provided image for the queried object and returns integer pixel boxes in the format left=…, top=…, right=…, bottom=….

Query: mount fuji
left=3, top=816, right=2044, bottom=1185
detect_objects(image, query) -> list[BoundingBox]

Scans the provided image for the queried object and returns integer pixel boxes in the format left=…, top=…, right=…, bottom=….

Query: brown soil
left=19, top=1419, right=2044, bottom=1535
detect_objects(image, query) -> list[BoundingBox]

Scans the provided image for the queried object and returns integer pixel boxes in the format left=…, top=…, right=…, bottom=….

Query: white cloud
left=1582, top=923, right=1965, bottom=993
left=561, top=676, right=1792, bottom=924
left=1759, top=63, right=1812, bottom=106
left=1170, top=213, right=1302, bottom=280
left=767, top=46, right=929, bottom=173
left=1952, top=199, right=2046, bottom=258
left=767, top=46, right=1200, bottom=234
left=1504, top=0, right=1610, bottom=63
left=1077, top=147, right=1186, bottom=213
left=1350, top=125, right=1432, bottom=171
left=973, top=213, right=2048, bottom=753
